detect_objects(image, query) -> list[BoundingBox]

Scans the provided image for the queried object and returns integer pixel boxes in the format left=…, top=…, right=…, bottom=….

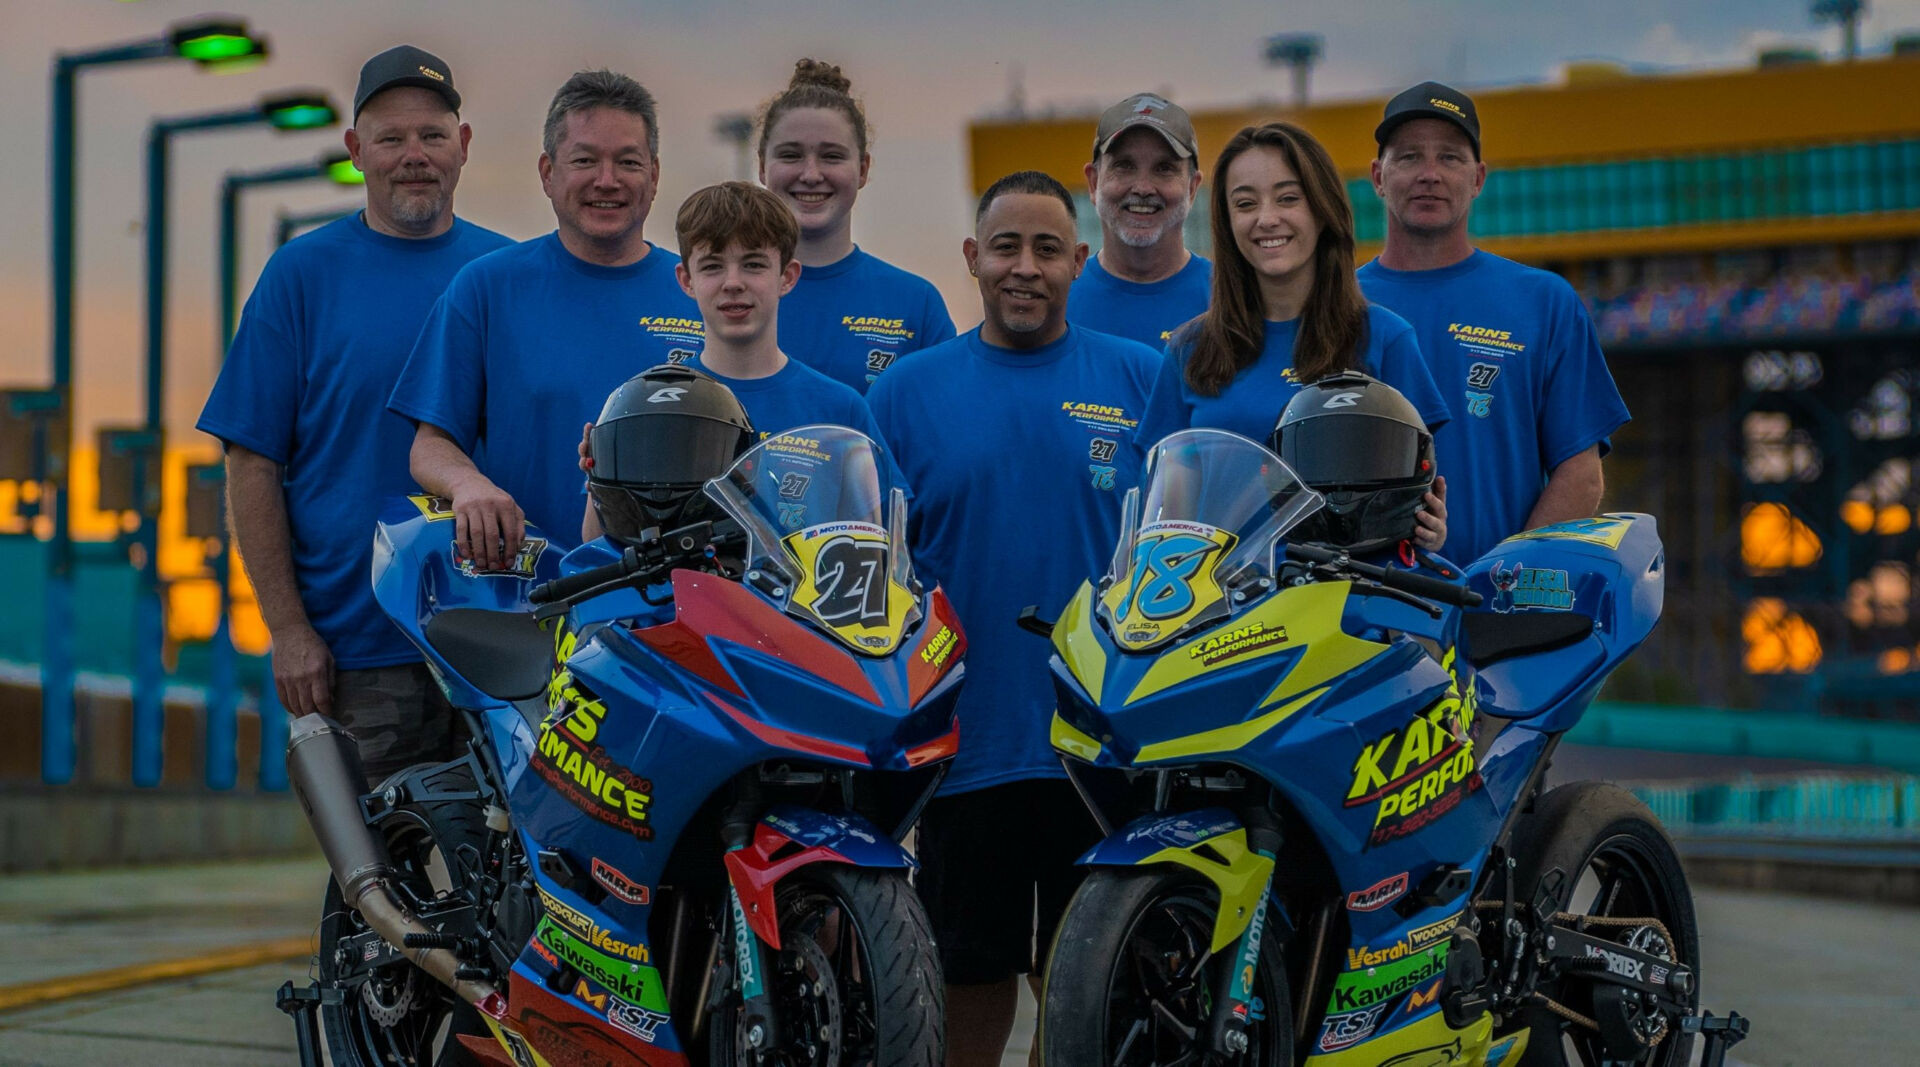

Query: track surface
left=0, top=856, right=1911, bottom=1065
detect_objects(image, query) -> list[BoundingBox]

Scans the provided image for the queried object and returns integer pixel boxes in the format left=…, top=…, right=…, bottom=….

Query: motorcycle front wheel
left=1042, top=867, right=1295, bottom=1067
left=1509, top=781, right=1701, bottom=1067
left=708, top=865, right=943, bottom=1066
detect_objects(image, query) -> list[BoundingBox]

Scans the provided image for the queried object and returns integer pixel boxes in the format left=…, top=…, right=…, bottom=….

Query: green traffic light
left=326, top=158, right=365, bottom=185
left=175, top=33, right=257, bottom=62
left=267, top=104, right=337, bottom=131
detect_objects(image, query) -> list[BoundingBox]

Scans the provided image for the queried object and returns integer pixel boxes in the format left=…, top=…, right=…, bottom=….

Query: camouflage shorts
left=333, top=663, right=462, bottom=788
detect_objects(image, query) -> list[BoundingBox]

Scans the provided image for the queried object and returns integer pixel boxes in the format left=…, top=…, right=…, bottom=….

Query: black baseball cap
left=1375, top=81, right=1480, bottom=158
left=353, top=45, right=460, bottom=119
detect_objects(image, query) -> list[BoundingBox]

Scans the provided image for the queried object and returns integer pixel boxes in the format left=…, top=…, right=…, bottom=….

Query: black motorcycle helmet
left=1269, top=370, right=1435, bottom=554
left=588, top=365, right=755, bottom=545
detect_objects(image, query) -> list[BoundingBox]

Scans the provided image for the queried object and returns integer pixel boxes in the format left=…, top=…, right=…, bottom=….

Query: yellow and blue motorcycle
left=1036, top=428, right=1746, bottom=1067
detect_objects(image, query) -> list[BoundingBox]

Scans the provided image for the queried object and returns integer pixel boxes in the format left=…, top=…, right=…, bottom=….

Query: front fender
left=1079, top=809, right=1274, bottom=954
left=722, top=805, right=911, bottom=950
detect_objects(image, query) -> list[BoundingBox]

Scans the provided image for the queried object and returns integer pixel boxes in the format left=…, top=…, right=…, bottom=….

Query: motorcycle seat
left=422, top=608, right=553, bottom=702
left=1461, top=611, right=1594, bottom=668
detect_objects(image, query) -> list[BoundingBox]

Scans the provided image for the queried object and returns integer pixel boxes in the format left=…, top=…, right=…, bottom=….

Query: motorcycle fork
left=1204, top=812, right=1286, bottom=1057
left=721, top=780, right=780, bottom=1052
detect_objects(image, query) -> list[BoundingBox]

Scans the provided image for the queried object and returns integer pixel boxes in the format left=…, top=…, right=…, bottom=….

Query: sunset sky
left=3, top=0, right=1916, bottom=446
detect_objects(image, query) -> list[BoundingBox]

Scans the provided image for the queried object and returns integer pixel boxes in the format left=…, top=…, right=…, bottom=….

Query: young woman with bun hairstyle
left=758, top=58, right=955, bottom=394
left=1131, top=121, right=1454, bottom=550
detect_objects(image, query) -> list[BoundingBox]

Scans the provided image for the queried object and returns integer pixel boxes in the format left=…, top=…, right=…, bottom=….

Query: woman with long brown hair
left=1131, top=120, right=1452, bottom=548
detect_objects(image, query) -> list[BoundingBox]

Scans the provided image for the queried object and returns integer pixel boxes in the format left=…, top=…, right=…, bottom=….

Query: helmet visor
left=591, top=412, right=749, bottom=487
left=1276, top=414, right=1427, bottom=488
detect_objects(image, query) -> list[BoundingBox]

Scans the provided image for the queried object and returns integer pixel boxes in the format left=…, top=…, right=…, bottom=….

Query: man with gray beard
left=198, top=45, right=510, bottom=784
left=1066, top=92, right=1211, bottom=351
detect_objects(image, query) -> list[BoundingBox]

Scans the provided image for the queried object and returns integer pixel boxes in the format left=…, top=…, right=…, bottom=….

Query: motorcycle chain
left=1470, top=903, right=1681, bottom=1039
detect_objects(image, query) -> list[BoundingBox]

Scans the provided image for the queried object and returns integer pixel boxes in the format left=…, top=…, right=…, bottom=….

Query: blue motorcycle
left=279, top=426, right=960, bottom=1067
left=1035, top=429, right=1747, bottom=1067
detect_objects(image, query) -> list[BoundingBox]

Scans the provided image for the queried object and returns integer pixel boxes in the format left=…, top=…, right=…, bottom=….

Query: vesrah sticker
left=533, top=918, right=669, bottom=1012
left=537, top=887, right=649, bottom=964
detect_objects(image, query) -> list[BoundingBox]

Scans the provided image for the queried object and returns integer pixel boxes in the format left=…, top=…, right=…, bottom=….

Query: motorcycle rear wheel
left=707, top=865, right=943, bottom=1066
left=316, top=766, right=490, bottom=1067
left=1508, top=781, right=1700, bottom=1067
left=1042, top=867, right=1294, bottom=1067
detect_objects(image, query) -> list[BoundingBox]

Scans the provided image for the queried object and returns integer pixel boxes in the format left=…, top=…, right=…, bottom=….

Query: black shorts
left=915, top=777, right=1103, bottom=985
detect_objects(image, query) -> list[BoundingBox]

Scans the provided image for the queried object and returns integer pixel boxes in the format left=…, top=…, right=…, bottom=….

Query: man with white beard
left=1066, top=92, right=1211, bottom=350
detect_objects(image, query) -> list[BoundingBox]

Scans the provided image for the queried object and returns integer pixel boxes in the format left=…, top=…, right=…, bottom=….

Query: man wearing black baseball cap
left=1358, top=81, right=1629, bottom=567
left=1068, top=92, right=1212, bottom=350
left=199, top=43, right=509, bottom=786
left=347, top=44, right=472, bottom=240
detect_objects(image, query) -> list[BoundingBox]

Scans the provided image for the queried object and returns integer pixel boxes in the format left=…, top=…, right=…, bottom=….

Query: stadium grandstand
left=970, top=48, right=1920, bottom=720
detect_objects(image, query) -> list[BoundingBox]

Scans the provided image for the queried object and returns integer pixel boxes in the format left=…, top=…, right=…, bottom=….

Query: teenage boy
left=581, top=181, right=893, bottom=542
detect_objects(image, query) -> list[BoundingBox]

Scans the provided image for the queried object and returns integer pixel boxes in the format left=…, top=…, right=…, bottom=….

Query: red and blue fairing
left=371, top=427, right=962, bottom=1064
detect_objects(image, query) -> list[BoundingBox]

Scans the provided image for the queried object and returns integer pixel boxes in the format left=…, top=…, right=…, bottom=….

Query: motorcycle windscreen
left=1099, top=429, right=1323, bottom=652
left=703, top=425, right=921, bottom=656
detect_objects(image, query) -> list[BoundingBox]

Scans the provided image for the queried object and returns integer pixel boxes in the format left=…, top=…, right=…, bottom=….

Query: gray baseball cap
left=1093, top=92, right=1197, bottom=160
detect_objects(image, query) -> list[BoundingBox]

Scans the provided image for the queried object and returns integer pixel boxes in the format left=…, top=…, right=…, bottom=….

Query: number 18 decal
left=1100, top=521, right=1237, bottom=651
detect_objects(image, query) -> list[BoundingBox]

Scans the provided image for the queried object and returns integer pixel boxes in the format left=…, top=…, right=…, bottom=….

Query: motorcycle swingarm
left=1541, top=921, right=1693, bottom=1014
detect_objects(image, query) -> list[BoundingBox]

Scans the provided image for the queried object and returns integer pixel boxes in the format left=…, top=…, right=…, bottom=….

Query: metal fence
left=1633, top=774, right=1920, bottom=840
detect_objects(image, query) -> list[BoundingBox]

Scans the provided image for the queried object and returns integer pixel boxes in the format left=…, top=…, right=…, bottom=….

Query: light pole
left=713, top=112, right=754, bottom=181
left=203, top=151, right=361, bottom=791
left=131, top=91, right=338, bottom=787
left=1812, top=0, right=1867, bottom=61
left=276, top=206, right=358, bottom=247
left=1263, top=34, right=1324, bottom=108
left=41, top=17, right=267, bottom=785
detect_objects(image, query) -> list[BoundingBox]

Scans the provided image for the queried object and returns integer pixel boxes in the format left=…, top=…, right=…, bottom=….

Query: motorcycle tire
left=316, top=764, right=491, bottom=1067
left=1042, top=867, right=1295, bottom=1067
left=708, top=864, right=943, bottom=1066
left=1508, top=781, right=1700, bottom=1067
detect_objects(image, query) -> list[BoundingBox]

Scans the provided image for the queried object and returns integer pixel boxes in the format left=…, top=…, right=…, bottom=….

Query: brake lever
left=1350, top=579, right=1442, bottom=619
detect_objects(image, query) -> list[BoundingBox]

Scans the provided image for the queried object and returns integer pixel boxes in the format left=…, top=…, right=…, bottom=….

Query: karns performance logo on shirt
left=639, top=315, right=705, bottom=350
left=1446, top=321, right=1527, bottom=357
left=841, top=315, right=916, bottom=341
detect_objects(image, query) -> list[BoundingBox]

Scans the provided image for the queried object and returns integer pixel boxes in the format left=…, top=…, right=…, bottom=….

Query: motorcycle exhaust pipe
left=288, top=715, right=502, bottom=1009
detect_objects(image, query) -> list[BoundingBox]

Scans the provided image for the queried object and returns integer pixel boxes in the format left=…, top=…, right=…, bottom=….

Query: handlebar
left=1284, top=542, right=1483, bottom=609
left=528, top=519, right=735, bottom=614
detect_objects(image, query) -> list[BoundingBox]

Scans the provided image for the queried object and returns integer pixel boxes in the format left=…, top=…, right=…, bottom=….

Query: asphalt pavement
left=1, top=856, right=1913, bottom=1065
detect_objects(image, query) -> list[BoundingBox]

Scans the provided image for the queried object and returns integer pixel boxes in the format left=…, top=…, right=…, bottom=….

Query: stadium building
left=971, top=51, right=1920, bottom=718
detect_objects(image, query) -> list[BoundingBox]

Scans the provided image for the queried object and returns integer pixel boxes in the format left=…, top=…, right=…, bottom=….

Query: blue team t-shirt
left=1133, top=303, right=1451, bottom=460
left=692, top=354, right=885, bottom=443
left=1068, top=252, right=1213, bottom=351
left=778, top=248, right=955, bottom=394
left=197, top=214, right=513, bottom=669
left=388, top=233, right=703, bottom=547
left=1358, top=250, right=1630, bottom=566
left=869, top=325, right=1159, bottom=794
